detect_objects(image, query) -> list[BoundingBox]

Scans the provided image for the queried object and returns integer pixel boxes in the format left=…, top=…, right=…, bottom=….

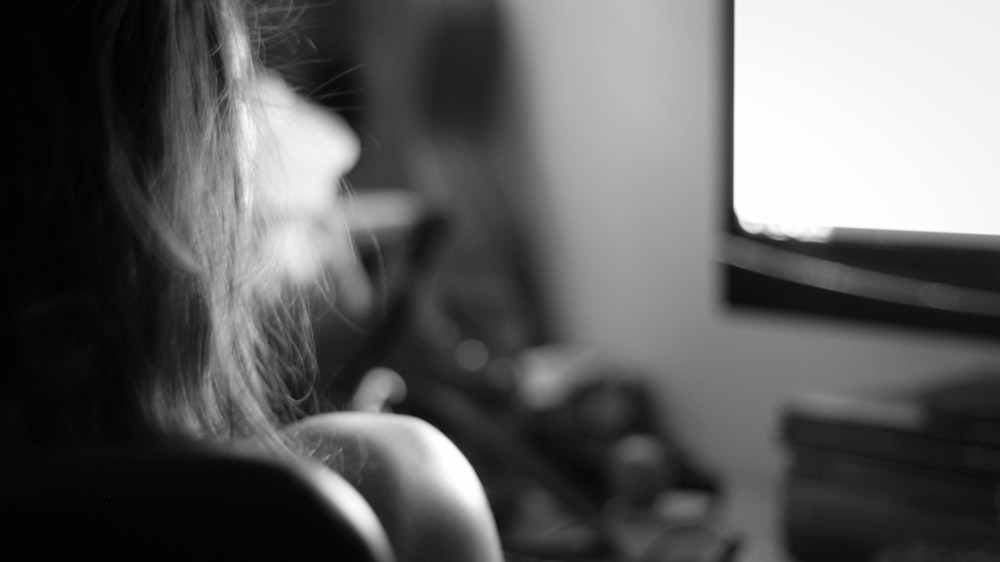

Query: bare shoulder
left=286, top=413, right=504, bottom=562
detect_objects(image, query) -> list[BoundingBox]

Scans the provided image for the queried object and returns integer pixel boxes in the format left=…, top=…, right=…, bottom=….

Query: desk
left=499, top=469, right=792, bottom=561
left=601, top=470, right=789, bottom=562
left=717, top=470, right=791, bottom=562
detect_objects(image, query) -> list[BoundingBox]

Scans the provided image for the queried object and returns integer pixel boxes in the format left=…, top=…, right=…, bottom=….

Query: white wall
left=498, top=0, right=1000, bottom=477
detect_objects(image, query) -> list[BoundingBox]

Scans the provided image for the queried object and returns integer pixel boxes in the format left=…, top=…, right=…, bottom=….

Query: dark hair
left=4, top=1, right=313, bottom=453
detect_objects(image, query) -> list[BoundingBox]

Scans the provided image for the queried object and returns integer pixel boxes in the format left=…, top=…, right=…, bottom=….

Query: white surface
left=734, top=0, right=1000, bottom=240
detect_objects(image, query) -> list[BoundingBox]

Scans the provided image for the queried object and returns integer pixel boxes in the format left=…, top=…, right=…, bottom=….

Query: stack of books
left=779, top=372, right=1000, bottom=561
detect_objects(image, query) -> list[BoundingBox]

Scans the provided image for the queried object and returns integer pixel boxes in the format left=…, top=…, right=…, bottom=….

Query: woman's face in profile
left=250, top=73, right=370, bottom=307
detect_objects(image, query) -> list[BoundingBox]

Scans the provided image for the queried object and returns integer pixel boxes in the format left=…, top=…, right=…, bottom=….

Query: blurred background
left=268, top=0, right=1000, bottom=560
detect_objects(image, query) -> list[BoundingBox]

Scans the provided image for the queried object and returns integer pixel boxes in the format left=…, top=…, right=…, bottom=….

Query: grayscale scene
left=5, top=1, right=999, bottom=561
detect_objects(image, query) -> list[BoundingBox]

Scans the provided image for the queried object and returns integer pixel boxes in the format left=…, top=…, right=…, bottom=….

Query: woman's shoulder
left=287, top=412, right=503, bottom=562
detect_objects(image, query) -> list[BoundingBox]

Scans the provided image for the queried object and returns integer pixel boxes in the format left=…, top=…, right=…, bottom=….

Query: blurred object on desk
left=515, top=345, right=721, bottom=505
left=779, top=368, right=1000, bottom=561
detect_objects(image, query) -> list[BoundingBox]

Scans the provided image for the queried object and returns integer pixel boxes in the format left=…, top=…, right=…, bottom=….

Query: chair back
left=0, top=442, right=395, bottom=560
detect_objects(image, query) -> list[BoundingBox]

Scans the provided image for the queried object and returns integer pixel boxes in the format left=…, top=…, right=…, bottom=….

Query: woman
left=4, top=2, right=502, bottom=560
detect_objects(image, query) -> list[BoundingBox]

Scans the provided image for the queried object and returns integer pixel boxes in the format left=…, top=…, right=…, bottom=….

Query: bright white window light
left=733, top=0, right=1000, bottom=242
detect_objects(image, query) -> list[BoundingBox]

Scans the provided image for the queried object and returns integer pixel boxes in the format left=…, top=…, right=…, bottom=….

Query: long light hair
left=5, top=1, right=314, bottom=454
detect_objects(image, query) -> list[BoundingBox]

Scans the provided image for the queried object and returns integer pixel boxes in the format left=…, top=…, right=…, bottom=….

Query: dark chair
left=0, top=442, right=395, bottom=559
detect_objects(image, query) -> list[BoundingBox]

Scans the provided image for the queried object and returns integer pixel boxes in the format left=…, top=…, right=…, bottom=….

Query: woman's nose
left=254, top=73, right=361, bottom=210
left=293, top=96, right=361, bottom=194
